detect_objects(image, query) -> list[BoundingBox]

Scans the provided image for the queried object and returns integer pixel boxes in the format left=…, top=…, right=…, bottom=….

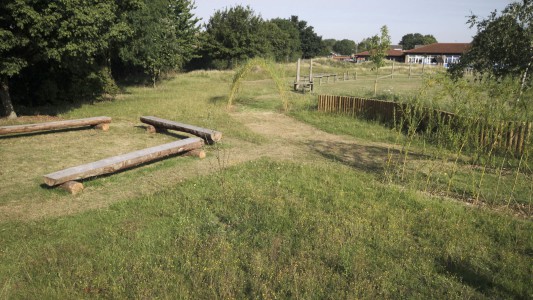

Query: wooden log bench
left=0, top=116, right=112, bottom=135
left=43, top=137, right=204, bottom=194
left=140, top=116, right=222, bottom=144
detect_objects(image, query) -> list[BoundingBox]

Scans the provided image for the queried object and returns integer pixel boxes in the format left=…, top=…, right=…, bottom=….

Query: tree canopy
left=399, top=33, right=438, bottom=50
left=268, top=18, right=302, bottom=62
left=118, top=0, right=200, bottom=86
left=194, top=10, right=326, bottom=69
left=333, top=39, right=356, bottom=55
left=449, top=0, right=533, bottom=85
left=369, top=26, right=391, bottom=69
left=356, top=37, right=375, bottom=53
left=0, top=0, right=200, bottom=117
left=290, top=16, right=325, bottom=59
left=200, top=5, right=271, bottom=69
left=369, top=25, right=391, bottom=96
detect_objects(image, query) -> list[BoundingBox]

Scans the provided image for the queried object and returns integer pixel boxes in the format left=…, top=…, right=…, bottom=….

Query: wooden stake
left=309, top=59, right=313, bottom=83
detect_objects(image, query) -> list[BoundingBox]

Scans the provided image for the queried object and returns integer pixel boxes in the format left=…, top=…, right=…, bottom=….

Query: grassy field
left=1, top=62, right=532, bottom=298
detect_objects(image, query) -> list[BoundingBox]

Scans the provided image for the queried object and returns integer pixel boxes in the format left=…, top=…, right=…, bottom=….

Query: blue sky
left=193, top=0, right=513, bottom=44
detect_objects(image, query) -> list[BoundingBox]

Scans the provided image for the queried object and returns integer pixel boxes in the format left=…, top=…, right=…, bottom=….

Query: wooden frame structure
left=42, top=117, right=221, bottom=194
left=294, top=58, right=314, bottom=92
left=43, top=137, right=204, bottom=188
left=0, top=116, right=112, bottom=135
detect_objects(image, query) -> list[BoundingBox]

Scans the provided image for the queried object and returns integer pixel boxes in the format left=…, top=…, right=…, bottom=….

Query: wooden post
left=296, top=58, right=301, bottom=83
left=409, top=64, right=412, bottom=79
left=391, top=62, right=395, bottom=79
left=295, top=58, right=301, bottom=90
left=309, top=59, right=313, bottom=83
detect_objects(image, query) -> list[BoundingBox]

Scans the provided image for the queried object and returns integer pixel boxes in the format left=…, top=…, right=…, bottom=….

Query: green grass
left=289, top=98, right=533, bottom=214
left=1, top=159, right=531, bottom=298
left=1, top=63, right=532, bottom=298
left=290, top=110, right=401, bottom=144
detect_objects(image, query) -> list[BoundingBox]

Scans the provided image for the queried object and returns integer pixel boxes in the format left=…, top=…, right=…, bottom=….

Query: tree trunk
left=518, top=55, right=532, bottom=103
left=0, top=77, right=17, bottom=119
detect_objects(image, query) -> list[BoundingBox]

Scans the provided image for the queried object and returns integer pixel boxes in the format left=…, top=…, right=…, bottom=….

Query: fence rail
left=317, top=95, right=532, bottom=156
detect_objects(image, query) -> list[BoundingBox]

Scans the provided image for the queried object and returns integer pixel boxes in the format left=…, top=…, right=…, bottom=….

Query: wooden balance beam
left=43, top=137, right=204, bottom=190
left=140, top=116, right=222, bottom=144
left=0, top=116, right=112, bottom=135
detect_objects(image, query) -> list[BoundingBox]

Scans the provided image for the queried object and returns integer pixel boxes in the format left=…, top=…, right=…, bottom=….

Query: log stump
left=60, top=181, right=84, bottom=195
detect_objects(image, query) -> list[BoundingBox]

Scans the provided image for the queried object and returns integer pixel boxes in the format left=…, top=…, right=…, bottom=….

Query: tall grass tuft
left=383, top=74, right=533, bottom=214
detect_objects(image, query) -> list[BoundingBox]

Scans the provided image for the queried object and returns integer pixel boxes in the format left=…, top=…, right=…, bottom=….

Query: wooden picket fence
left=317, top=95, right=532, bottom=156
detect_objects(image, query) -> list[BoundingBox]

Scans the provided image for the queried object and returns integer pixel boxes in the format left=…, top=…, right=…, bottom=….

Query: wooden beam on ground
left=0, top=116, right=112, bottom=135
left=140, top=116, right=222, bottom=144
left=43, top=137, right=204, bottom=186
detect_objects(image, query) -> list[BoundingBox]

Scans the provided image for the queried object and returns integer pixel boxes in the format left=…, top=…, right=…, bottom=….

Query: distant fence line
left=317, top=95, right=532, bottom=156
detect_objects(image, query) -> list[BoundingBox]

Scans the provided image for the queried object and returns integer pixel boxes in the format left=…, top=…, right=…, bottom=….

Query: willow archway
left=227, top=58, right=289, bottom=111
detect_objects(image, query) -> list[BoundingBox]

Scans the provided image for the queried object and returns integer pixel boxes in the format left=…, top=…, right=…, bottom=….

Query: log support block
left=183, top=149, right=206, bottom=159
left=146, top=125, right=167, bottom=134
left=94, top=123, right=110, bottom=131
left=60, top=181, right=84, bottom=195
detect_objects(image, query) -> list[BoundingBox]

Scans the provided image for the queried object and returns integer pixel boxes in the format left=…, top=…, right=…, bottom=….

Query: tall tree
left=118, top=0, right=200, bottom=86
left=290, top=16, right=325, bottom=59
left=449, top=0, right=533, bottom=101
left=201, top=5, right=271, bottom=69
left=323, top=39, right=337, bottom=54
left=262, top=21, right=292, bottom=62
left=356, top=37, right=374, bottom=53
left=0, top=1, right=32, bottom=118
left=0, top=0, right=137, bottom=117
left=333, top=39, right=356, bottom=55
left=270, top=18, right=302, bottom=61
left=369, top=25, right=391, bottom=96
left=399, top=33, right=438, bottom=50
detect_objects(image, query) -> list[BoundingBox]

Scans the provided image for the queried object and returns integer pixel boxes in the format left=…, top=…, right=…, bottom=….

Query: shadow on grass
left=437, top=256, right=524, bottom=299
left=133, top=125, right=191, bottom=140
left=209, top=96, right=227, bottom=104
left=307, top=139, right=429, bottom=175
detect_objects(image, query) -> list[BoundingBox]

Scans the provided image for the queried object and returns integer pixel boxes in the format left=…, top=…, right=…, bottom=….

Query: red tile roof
left=403, top=43, right=470, bottom=54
